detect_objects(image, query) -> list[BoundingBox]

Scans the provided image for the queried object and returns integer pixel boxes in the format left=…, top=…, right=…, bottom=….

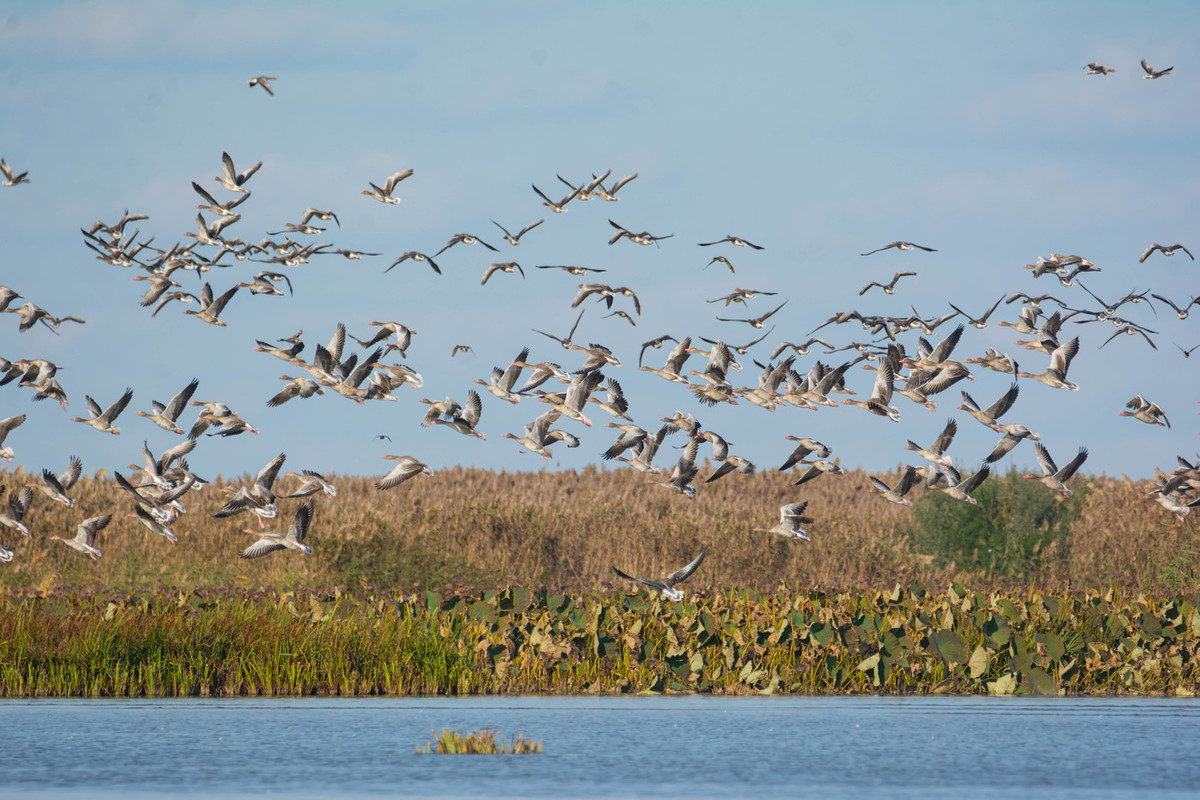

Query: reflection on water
left=3, top=696, right=1200, bottom=799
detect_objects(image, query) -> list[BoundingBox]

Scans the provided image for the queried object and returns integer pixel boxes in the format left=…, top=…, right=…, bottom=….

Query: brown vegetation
left=0, top=463, right=1192, bottom=592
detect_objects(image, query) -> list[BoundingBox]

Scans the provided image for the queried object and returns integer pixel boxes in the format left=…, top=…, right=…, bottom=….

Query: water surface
left=4, top=696, right=1199, bottom=799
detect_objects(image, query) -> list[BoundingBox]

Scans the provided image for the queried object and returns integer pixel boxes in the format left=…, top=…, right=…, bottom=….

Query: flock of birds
left=0, top=63, right=1196, bottom=596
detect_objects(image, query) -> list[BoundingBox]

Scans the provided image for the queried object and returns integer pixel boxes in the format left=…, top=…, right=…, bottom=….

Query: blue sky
left=0, top=0, right=1195, bottom=486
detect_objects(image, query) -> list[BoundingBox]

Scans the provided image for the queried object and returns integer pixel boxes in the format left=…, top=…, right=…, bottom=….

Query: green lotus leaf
left=929, top=629, right=969, bottom=666
left=1024, top=667, right=1057, bottom=696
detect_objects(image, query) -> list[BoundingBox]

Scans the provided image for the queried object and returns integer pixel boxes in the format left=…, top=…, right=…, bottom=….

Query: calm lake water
left=3, top=696, right=1199, bottom=799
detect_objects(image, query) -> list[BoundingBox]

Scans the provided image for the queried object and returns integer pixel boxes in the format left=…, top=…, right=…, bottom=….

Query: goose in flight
left=0, top=414, right=26, bottom=462
left=50, top=514, right=112, bottom=560
left=71, top=388, right=134, bottom=434
left=248, top=75, right=277, bottom=95
left=1140, top=243, right=1192, bottom=263
left=1141, top=59, right=1173, bottom=79
left=182, top=283, right=239, bottom=326
left=482, top=262, right=525, bottom=285
left=608, top=219, right=674, bottom=246
left=1084, top=62, right=1115, bottom=75
left=535, top=264, right=606, bottom=275
left=386, top=251, right=441, bottom=275
left=491, top=218, right=544, bottom=245
left=267, top=375, right=325, bottom=407
left=136, top=378, right=199, bottom=434
left=0, top=486, right=34, bottom=538
left=948, top=296, right=1003, bottom=329
left=1023, top=444, right=1088, bottom=498
left=532, top=182, right=580, bottom=213
left=475, top=348, right=528, bottom=404
left=0, top=158, right=30, bottom=186
left=214, top=152, right=261, bottom=192
left=860, top=241, right=936, bottom=256
left=591, top=172, right=638, bottom=201
left=375, top=455, right=432, bottom=490
left=904, top=418, right=957, bottom=467
left=430, top=390, right=486, bottom=439
left=361, top=170, right=413, bottom=204
left=214, top=452, right=286, bottom=526
left=240, top=501, right=314, bottom=559
left=648, top=436, right=700, bottom=498
left=1150, top=293, right=1198, bottom=320
left=281, top=470, right=338, bottom=498
left=715, top=300, right=787, bottom=329
left=1017, top=336, right=1080, bottom=390
left=435, top=232, right=499, bottom=256
left=128, top=503, right=178, bottom=544
left=612, top=550, right=705, bottom=600
left=859, top=271, right=916, bottom=296
left=191, top=181, right=251, bottom=216
left=754, top=502, right=813, bottom=541
left=929, top=465, right=991, bottom=504
left=30, top=456, right=83, bottom=507
left=698, top=235, right=764, bottom=250
left=1120, top=395, right=1169, bottom=428
left=867, top=467, right=919, bottom=507
left=778, top=436, right=831, bottom=472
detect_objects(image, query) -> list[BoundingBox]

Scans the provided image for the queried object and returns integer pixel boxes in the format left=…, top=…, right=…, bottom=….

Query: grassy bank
left=0, top=465, right=1194, bottom=593
left=2, top=585, right=1197, bottom=697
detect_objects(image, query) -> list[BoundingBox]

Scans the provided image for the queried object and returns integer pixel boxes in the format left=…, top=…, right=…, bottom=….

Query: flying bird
left=1140, top=59, right=1173, bottom=79
left=239, top=501, right=314, bottom=559
left=248, top=76, right=277, bottom=95
left=361, top=170, right=413, bottom=204
left=612, top=550, right=706, bottom=600
left=860, top=241, right=937, bottom=256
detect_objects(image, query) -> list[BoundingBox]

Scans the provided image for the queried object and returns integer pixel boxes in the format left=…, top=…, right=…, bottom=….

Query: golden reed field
left=0, top=463, right=1192, bottom=593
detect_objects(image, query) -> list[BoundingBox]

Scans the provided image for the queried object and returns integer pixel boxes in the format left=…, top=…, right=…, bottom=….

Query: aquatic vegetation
left=1, top=584, right=1197, bottom=698
left=417, top=728, right=542, bottom=754
left=0, top=464, right=1190, bottom=593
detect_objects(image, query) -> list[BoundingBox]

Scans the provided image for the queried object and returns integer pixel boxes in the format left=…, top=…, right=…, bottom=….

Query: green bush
left=907, top=468, right=1086, bottom=578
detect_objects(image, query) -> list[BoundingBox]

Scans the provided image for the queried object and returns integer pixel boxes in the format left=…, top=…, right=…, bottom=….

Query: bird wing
left=287, top=501, right=314, bottom=545
left=256, top=453, right=287, bottom=491
left=239, top=538, right=285, bottom=559
left=59, top=456, right=84, bottom=490
left=100, top=388, right=134, bottom=424
left=163, top=378, right=200, bottom=421
left=666, top=550, right=706, bottom=586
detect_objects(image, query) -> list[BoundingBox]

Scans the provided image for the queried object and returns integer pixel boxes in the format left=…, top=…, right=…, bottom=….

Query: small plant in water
left=417, top=727, right=542, bottom=755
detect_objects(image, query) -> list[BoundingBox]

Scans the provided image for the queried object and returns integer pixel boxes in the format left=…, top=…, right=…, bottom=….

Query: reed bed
left=0, top=465, right=1191, bottom=593
left=2, top=585, right=1197, bottom=697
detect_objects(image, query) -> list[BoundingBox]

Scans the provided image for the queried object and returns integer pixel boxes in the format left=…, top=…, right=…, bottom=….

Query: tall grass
left=0, top=464, right=1191, bottom=592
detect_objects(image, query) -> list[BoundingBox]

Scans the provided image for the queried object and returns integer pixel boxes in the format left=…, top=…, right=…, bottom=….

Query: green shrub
left=907, top=468, right=1085, bottom=578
